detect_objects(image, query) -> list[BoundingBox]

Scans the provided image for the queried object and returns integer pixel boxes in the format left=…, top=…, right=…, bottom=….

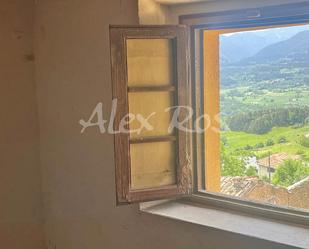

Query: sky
left=222, top=23, right=309, bottom=38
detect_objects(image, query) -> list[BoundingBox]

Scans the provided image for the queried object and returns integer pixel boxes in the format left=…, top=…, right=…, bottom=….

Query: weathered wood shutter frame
left=110, top=25, right=192, bottom=204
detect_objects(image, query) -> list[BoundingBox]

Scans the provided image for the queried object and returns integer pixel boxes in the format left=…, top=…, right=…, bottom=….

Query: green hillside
left=222, top=126, right=309, bottom=161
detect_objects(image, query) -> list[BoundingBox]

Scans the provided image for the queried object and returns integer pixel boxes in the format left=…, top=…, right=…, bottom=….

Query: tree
left=305, top=116, right=309, bottom=125
left=272, top=159, right=309, bottom=187
left=247, top=116, right=272, bottom=134
left=227, top=107, right=309, bottom=134
left=221, top=145, right=246, bottom=177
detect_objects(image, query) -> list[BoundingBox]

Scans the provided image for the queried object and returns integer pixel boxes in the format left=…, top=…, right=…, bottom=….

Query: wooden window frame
left=110, top=25, right=192, bottom=204
left=110, top=3, right=309, bottom=226
left=180, top=2, right=309, bottom=226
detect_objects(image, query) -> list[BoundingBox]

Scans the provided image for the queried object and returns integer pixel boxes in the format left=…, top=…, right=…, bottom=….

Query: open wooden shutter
left=110, top=25, right=192, bottom=204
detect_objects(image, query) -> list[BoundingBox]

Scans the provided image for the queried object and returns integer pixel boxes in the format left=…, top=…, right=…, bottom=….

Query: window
left=110, top=2, right=309, bottom=225
left=203, top=24, right=309, bottom=210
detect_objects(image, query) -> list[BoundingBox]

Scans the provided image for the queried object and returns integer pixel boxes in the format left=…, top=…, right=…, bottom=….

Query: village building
left=257, top=153, right=301, bottom=179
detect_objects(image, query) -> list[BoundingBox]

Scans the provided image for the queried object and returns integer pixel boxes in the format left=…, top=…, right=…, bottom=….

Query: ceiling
left=154, top=0, right=215, bottom=5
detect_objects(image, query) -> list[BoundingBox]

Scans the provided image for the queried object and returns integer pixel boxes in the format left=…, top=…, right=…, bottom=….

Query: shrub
left=296, top=150, right=305, bottom=155
left=244, top=144, right=253, bottom=150
left=245, top=166, right=258, bottom=176
left=261, top=175, right=271, bottom=183
left=299, top=135, right=309, bottom=148
left=278, top=136, right=287, bottom=144
left=256, top=151, right=270, bottom=159
left=254, top=142, right=264, bottom=149
left=266, top=139, right=275, bottom=146
left=292, top=123, right=303, bottom=129
left=221, top=136, right=228, bottom=145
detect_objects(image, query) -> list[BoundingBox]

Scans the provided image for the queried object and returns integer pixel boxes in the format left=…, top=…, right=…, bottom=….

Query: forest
left=227, top=107, right=309, bottom=134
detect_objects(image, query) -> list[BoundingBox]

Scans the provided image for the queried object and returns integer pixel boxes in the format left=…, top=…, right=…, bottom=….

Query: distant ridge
left=237, top=30, right=309, bottom=65
left=220, top=25, right=309, bottom=64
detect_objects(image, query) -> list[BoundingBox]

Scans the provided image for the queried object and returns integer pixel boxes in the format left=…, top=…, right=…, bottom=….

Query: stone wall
left=287, top=177, right=309, bottom=209
left=244, top=177, right=309, bottom=210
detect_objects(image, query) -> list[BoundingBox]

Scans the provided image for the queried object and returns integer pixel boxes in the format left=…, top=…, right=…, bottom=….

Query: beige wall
left=33, top=0, right=299, bottom=249
left=139, top=0, right=171, bottom=24
left=140, top=0, right=309, bottom=24
left=169, top=0, right=309, bottom=23
left=0, top=0, right=44, bottom=248
left=0, top=0, right=305, bottom=248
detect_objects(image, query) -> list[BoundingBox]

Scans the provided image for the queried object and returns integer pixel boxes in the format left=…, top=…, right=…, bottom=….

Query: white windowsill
left=140, top=199, right=309, bottom=249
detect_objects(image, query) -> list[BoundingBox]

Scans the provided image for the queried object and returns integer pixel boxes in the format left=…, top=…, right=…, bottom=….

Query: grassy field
left=222, top=125, right=309, bottom=161
left=221, top=85, right=309, bottom=114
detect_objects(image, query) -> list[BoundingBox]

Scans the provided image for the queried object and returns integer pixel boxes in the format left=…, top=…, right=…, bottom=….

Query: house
left=257, top=153, right=301, bottom=179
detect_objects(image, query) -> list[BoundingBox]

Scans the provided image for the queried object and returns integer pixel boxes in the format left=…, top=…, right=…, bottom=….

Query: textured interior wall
left=139, top=0, right=171, bottom=24
left=143, top=0, right=309, bottom=24
left=0, top=0, right=44, bottom=248
left=34, top=0, right=300, bottom=249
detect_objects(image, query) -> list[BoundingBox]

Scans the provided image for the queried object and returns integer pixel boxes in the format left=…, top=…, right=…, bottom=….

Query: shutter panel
left=110, top=25, right=192, bottom=204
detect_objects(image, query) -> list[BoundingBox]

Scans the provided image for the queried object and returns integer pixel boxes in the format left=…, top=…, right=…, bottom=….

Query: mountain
left=220, top=30, right=309, bottom=88
left=238, top=30, right=309, bottom=65
left=220, top=25, right=309, bottom=64
left=220, top=33, right=269, bottom=64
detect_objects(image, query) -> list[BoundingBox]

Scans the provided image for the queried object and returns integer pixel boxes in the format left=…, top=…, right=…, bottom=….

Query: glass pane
left=127, top=39, right=174, bottom=87
left=130, top=141, right=177, bottom=190
left=128, top=92, right=174, bottom=138
left=217, top=24, right=309, bottom=211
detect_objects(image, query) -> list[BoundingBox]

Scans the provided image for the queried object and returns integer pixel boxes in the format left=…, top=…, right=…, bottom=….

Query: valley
left=219, top=26, right=309, bottom=186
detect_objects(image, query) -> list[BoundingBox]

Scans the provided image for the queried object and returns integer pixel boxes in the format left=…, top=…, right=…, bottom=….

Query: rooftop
left=257, top=153, right=301, bottom=169
left=221, top=176, right=259, bottom=197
